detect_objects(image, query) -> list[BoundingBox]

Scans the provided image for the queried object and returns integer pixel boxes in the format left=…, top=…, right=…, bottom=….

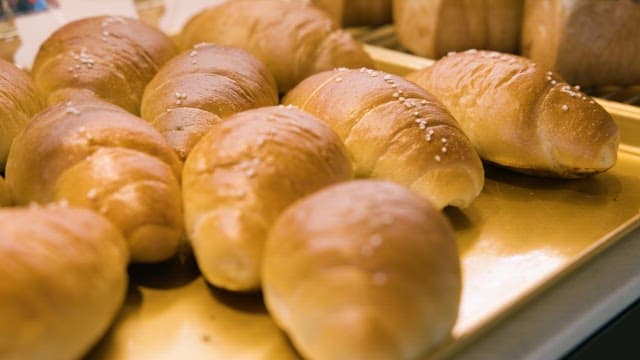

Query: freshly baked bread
left=0, top=59, right=44, bottom=169
left=183, top=105, right=353, bottom=291
left=263, top=180, right=460, bottom=359
left=5, top=99, right=183, bottom=263
left=0, top=206, right=128, bottom=360
left=394, top=0, right=524, bottom=59
left=141, top=44, right=279, bottom=160
left=32, top=16, right=177, bottom=114
left=310, top=0, right=392, bottom=26
left=521, top=0, right=640, bottom=87
left=407, top=50, right=620, bottom=177
left=179, top=0, right=374, bottom=92
left=283, top=67, right=484, bottom=209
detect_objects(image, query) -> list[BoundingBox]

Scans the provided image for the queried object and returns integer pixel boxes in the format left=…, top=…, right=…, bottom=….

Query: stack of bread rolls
left=2, top=0, right=627, bottom=358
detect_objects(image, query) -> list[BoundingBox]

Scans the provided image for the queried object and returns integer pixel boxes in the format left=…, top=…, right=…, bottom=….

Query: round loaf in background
left=394, top=0, right=523, bottom=59
left=521, top=0, right=640, bottom=87
left=263, top=180, right=461, bottom=359
left=32, top=16, right=177, bottom=114
left=0, top=206, right=128, bottom=360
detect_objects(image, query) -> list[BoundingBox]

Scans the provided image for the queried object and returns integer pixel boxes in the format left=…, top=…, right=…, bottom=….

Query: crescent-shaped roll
left=5, top=99, right=183, bottom=263
left=179, top=0, right=374, bottom=92
left=263, top=180, right=461, bottom=359
left=0, top=59, right=44, bottom=168
left=141, top=44, right=279, bottom=160
left=0, top=177, right=11, bottom=206
left=32, top=16, right=177, bottom=114
left=283, top=67, right=484, bottom=209
left=0, top=206, right=128, bottom=360
left=394, top=0, right=524, bottom=59
left=407, top=50, right=620, bottom=177
left=183, top=105, right=353, bottom=291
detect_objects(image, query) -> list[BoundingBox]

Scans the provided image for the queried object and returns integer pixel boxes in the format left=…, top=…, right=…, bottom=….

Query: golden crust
left=407, top=50, right=619, bottom=178
left=0, top=206, right=128, bottom=360
left=5, top=99, right=183, bottom=263
left=179, top=0, right=374, bottom=92
left=183, top=105, right=353, bottom=291
left=263, top=180, right=460, bottom=359
left=141, top=44, right=279, bottom=160
left=32, top=16, right=177, bottom=114
left=284, top=68, right=484, bottom=208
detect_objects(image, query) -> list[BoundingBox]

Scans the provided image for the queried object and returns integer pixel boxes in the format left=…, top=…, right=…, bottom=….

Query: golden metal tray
left=86, top=47, right=640, bottom=360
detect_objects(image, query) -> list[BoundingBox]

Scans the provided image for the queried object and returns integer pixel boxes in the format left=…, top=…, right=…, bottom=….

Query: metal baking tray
left=86, top=48, right=640, bottom=360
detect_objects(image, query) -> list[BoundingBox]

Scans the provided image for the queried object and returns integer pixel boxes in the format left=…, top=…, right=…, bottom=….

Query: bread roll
left=521, top=0, right=640, bottom=87
left=0, top=206, right=128, bottom=360
left=394, top=0, right=524, bottom=59
left=0, top=59, right=44, bottom=169
left=179, top=0, right=374, bottom=92
left=407, top=50, right=619, bottom=178
left=263, top=180, right=460, bottom=359
left=183, top=105, right=353, bottom=291
left=5, top=99, right=183, bottom=263
left=284, top=67, right=484, bottom=209
left=141, top=44, right=279, bottom=160
left=32, top=16, right=177, bottom=114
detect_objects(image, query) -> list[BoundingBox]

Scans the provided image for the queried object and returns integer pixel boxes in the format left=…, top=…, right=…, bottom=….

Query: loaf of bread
left=0, top=59, right=44, bottom=169
left=32, top=16, right=177, bottom=114
left=263, top=180, right=460, bottom=359
left=284, top=67, right=484, bottom=209
left=183, top=105, right=353, bottom=291
left=179, top=0, right=374, bottom=92
left=521, top=0, right=640, bottom=87
left=0, top=206, right=128, bottom=360
left=394, top=0, right=524, bottom=59
left=141, top=44, right=279, bottom=160
left=5, top=99, right=184, bottom=263
left=310, top=0, right=392, bottom=26
left=407, top=50, right=619, bottom=177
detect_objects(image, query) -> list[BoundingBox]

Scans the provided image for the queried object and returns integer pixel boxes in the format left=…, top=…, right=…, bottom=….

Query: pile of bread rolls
left=0, top=0, right=622, bottom=359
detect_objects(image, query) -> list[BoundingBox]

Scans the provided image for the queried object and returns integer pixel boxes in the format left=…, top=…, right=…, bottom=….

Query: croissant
left=407, top=50, right=620, bottom=177
left=183, top=105, right=353, bottom=291
left=284, top=67, right=484, bottom=209
left=32, top=16, right=177, bottom=114
left=394, top=0, right=524, bottom=59
left=141, top=44, right=279, bottom=160
left=5, top=99, right=183, bottom=263
left=263, top=180, right=461, bottom=359
left=179, top=0, right=374, bottom=92
left=0, top=59, right=44, bottom=168
left=0, top=177, right=11, bottom=206
left=0, top=205, right=128, bottom=360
